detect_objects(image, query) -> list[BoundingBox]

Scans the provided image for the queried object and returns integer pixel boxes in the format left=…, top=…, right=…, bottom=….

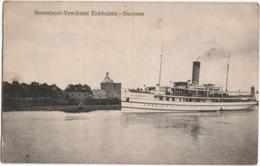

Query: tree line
left=3, top=81, right=92, bottom=98
left=3, top=81, right=121, bottom=111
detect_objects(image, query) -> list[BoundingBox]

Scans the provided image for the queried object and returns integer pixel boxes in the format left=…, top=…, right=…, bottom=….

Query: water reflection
left=2, top=109, right=258, bottom=164
left=64, top=116, right=82, bottom=121
left=120, top=112, right=202, bottom=140
left=64, top=113, right=91, bottom=121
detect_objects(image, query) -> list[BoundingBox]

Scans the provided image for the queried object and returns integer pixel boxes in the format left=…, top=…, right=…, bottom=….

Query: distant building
left=66, top=91, right=93, bottom=101
left=92, top=89, right=107, bottom=99
left=64, top=84, right=93, bottom=101
left=100, top=72, right=121, bottom=99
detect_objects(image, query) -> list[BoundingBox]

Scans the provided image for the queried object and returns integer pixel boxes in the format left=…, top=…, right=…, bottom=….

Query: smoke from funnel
left=197, top=48, right=228, bottom=61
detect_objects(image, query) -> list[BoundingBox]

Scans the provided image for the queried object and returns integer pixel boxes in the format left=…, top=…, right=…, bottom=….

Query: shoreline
left=3, top=104, right=121, bottom=112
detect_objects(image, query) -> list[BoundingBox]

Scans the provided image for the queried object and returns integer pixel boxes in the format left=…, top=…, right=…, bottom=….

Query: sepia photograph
left=1, top=1, right=259, bottom=164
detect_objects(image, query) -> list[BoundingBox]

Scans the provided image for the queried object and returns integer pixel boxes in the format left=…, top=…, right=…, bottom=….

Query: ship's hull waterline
left=121, top=100, right=257, bottom=112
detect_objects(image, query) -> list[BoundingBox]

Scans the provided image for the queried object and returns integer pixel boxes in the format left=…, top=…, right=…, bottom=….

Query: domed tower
left=101, top=72, right=121, bottom=99
left=103, top=72, right=113, bottom=83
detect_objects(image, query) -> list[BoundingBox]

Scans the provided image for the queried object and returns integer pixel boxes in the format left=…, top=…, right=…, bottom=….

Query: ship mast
left=158, top=42, right=164, bottom=87
left=225, top=52, right=230, bottom=92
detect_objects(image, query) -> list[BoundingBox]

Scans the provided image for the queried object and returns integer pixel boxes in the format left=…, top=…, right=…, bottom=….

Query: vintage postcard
left=1, top=1, right=259, bottom=164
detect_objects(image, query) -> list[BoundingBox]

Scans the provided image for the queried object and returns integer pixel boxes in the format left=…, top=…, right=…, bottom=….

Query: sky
left=3, top=2, right=259, bottom=91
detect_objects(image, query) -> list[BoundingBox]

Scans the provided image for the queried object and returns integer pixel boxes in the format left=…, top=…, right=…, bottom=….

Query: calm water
left=2, top=108, right=258, bottom=164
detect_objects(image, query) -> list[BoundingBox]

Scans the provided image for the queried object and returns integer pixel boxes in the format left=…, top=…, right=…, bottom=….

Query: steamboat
left=121, top=48, right=258, bottom=112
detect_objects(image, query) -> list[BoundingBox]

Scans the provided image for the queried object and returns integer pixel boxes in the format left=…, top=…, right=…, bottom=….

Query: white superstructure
left=121, top=89, right=257, bottom=112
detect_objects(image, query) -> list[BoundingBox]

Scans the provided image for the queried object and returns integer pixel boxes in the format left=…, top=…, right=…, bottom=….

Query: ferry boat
left=121, top=48, right=258, bottom=112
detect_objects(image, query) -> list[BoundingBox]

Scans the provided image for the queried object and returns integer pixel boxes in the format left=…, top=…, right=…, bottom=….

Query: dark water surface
left=2, top=108, right=258, bottom=164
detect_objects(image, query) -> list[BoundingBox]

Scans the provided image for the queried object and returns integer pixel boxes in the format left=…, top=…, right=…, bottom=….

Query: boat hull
left=121, top=100, right=257, bottom=112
